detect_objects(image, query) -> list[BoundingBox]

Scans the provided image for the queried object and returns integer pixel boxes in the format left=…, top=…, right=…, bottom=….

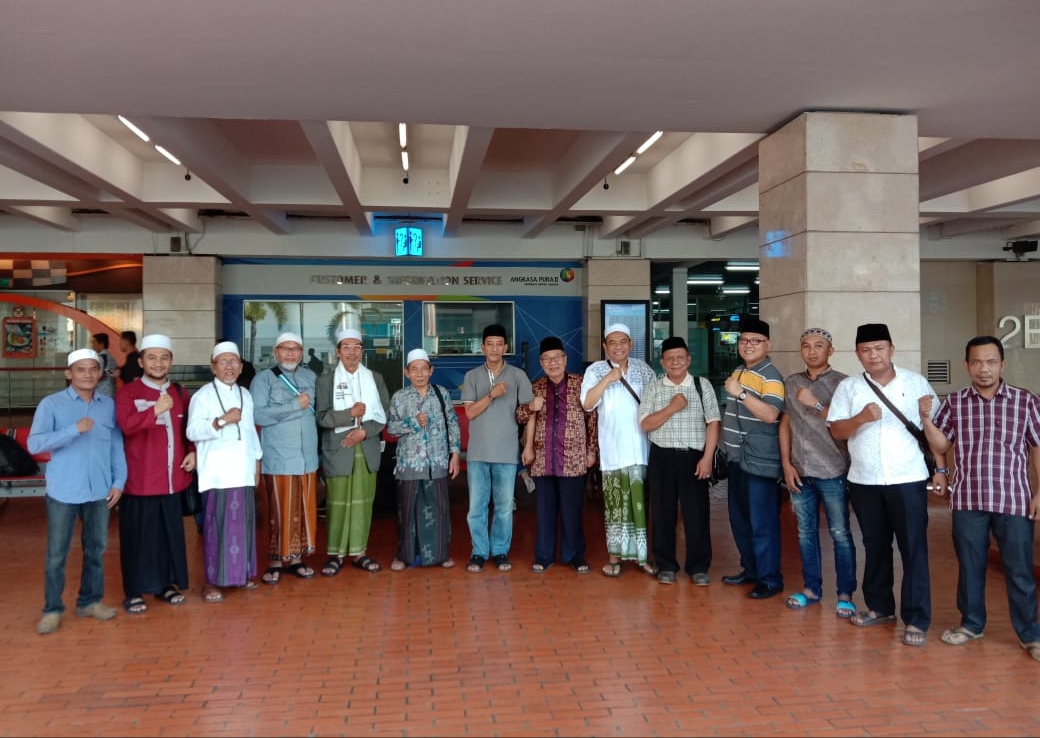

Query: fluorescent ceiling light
left=654, top=286, right=670, bottom=294
left=613, top=155, right=637, bottom=176
left=154, top=145, right=180, bottom=166
left=635, top=131, right=663, bottom=155
left=118, top=115, right=150, bottom=142
left=687, top=276, right=723, bottom=285
left=401, top=150, right=410, bottom=171
left=398, top=123, right=407, bottom=149
left=722, top=286, right=751, bottom=294
left=725, top=262, right=759, bottom=272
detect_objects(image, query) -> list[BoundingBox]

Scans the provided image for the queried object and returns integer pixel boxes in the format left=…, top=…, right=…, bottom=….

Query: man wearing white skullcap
left=115, top=334, right=195, bottom=613
left=385, top=347, right=461, bottom=571
left=186, top=340, right=263, bottom=602
left=29, top=347, right=127, bottom=634
left=251, top=331, right=321, bottom=581
left=580, top=322, right=657, bottom=577
left=315, top=327, right=390, bottom=574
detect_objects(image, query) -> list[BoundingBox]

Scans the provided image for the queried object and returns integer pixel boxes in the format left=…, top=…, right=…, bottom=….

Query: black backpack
left=0, top=433, right=39, bottom=476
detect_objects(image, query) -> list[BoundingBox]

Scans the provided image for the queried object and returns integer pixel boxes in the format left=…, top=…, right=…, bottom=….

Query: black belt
left=651, top=444, right=700, bottom=454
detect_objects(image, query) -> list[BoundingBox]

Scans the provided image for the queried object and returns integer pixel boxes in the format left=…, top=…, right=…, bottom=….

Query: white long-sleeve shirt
left=186, top=379, right=263, bottom=491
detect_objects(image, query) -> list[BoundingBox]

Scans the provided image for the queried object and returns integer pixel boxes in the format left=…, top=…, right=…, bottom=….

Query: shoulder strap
left=432, top=385, right=450, bottom=441
left=862, top=372, right=924, bottom=442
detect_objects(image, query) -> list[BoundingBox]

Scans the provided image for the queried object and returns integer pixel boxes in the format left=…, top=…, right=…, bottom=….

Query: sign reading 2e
left=999, top=314, right=1040, bottom=348
left=394, top=227, right=423, bottom=257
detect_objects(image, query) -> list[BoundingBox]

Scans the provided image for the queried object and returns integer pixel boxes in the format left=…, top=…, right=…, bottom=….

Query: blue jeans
left=790, top=476, right=857, bottom=600
left=44, top=496, right=110, bottom=615
left=726, top=462, right=783, bottom=589
left=466, top=461, right=517, bottom=559
left=952, top=509, right=1040, bottom=643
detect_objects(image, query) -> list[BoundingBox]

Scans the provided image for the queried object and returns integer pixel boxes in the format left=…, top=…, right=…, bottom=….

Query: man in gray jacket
left=251, top=332, right=320, bottom=582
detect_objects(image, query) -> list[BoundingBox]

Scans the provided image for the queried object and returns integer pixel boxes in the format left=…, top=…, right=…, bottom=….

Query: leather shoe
left=721, top=570, right=755, bottom=585
left=748, top=583, right=783, bottom=599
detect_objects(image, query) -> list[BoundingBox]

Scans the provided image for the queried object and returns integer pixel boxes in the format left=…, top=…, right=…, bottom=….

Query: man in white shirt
left=828, top=323, right=945, bottom=647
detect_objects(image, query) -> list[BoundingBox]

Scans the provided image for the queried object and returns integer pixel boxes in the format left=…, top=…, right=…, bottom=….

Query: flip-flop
left=850, top=611, right=897, bottom=628
left=390, top=559, right=408, bottom=572
left=467, top=555, right=486, bottom=573
left=601, top=561, right=622, bottom=578
left=835, top=600, right=857, bottom=619
left=1020, top=641, right=1040, bottom=662
left=941, top=626, right=983, bottom=646
left=640, top=563, right=659, bottom=576
left=531, top=562, right=553, bottom=573
left=261, top=566, right=282, bottom=584
left=570, top=559, right=591, bottom=575
left=492, top=554, right=513, bottom=572
left=203, top=588, right=224, bottom=603
left=903, top=628, right=927, bottom=647
left=786, top=592, right=821, bottom=609
left=123, top=597, right=147, bottom=614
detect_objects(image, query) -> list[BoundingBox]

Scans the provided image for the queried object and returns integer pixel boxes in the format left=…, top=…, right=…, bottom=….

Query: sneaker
left=36, top=612, right=62, bottom=635
left=691, top=572, right=711, bottom=586
left=75, top=602, right=118, bottom=621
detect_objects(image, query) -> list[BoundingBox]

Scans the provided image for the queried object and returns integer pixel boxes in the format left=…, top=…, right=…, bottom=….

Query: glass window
left=422, top=301, right=515, bottom=356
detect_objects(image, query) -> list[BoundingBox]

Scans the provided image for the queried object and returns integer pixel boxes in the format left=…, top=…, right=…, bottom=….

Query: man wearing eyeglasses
left=920, top=335, right=1040, bottom=661
left=516, top=336, right=598, bottom=575
left=721, top=316, right=786, bottom=600
left=251, top=332, right=320, bottom=583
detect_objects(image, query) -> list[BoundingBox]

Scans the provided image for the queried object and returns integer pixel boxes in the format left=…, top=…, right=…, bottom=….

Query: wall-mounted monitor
left=600, top=299, right=650, bottom=361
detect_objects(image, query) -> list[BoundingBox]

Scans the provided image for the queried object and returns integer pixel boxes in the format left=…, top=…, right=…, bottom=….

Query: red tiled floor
left=1, top=479, right=1038, bottom=737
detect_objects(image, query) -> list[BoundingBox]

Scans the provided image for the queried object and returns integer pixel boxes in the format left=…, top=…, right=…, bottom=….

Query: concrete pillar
left=142, top=255, right=222, bottom=366
left=758, top=112, right=920, bottom=377
left=583, top=258, right=650, bottom=362
left=670, top=266, right=688, bottom=344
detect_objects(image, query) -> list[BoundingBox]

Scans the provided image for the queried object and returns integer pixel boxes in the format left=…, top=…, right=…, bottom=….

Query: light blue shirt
left=28, top=386, right=127, bottom=503
left=251, top=366, right=319, bottom=475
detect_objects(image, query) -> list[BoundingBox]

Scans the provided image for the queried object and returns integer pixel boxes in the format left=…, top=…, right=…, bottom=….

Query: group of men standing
left=27, top=315, right=1040, bottom=664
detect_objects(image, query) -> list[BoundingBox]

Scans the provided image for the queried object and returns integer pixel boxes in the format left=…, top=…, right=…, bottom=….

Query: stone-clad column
left=758, top=112, right=920, bottom=376
left=142, top=255, right=222, bottom=366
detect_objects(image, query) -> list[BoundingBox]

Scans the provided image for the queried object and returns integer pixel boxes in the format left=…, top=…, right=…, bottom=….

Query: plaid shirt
left=639, top=374, right=721, bottom=450
left=934, top=382, right=1040, bottom=517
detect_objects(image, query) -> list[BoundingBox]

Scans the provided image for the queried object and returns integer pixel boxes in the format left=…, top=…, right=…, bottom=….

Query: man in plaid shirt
left=921, top=335, right=1040, bottom=662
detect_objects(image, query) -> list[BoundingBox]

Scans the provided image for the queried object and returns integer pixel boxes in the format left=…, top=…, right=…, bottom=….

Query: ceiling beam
left=300, top=120, right=373, bottom=236
left=5, top=205, right=79, bottom=231
left=708, top=215, right=757, bottom=239
left=135, top=116, right=291, bottom=234
left=521, top=131, right=648, bottom=239
left=443, top=126, right=494, bottom=237
left=1002, top=220, right=1040, bottom=240
left=919, top=139, right=1040, bottom=200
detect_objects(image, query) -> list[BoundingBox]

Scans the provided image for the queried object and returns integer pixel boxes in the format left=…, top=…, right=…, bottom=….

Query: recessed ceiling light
left=118, top=115, right=149, bottom=142
left=154, top=145, right=180, bottom=166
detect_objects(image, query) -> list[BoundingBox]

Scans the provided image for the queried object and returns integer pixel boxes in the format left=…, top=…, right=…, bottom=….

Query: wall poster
left=2, top=316, right=37, bottom=358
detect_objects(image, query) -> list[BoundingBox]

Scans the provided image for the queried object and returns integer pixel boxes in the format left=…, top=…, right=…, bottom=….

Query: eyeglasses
left=215, top=359, right=241, bottom=367
left=339, top=343, right=363, bottom=352
left=540, top=353, right=566, bottom=364
left=737, top=337, right=766, bottom=347
left=278, top=346, right=303, bottom=354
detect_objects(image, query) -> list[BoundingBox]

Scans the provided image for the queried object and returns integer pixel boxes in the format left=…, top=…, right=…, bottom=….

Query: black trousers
left=648, top=443, right=711, bottom=575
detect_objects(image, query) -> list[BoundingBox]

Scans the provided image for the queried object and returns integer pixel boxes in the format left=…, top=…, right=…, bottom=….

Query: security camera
left=603, top=181, right=610, bottom=190
left=402, top=176, right=409, bottom=185
left=184, top=171, right=192, bottom=181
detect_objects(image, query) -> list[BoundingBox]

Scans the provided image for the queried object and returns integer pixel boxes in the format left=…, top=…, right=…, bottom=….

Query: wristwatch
left=934, top=467, right=950, bottom=475
left=813, top=401, right=825, bottom=413
left=738, top=390, right=748, bottom=401
left=216, top=417, right=228, bottom=428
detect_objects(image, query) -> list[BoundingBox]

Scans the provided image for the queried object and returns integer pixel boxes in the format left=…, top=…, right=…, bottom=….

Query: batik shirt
left=516, top=373, right=598, bottom=477
left=388, top=384, right=462, bottom=481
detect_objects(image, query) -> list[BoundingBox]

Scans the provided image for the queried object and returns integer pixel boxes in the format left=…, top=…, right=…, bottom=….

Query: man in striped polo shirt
left=720, top=316, right=786, bottom=599
left=921, top=335, right=1040, bottom=662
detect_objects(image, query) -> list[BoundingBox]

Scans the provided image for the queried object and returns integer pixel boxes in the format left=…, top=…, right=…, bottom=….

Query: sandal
left=786, top=592, right=821, bottom=610
left=286, top=561, right=316, bottom=578
left=850, top=610, right=897, bottom=628
left=243, top=580, right=258, bottom=590
left=351, top=555, right=380, bottom=572
left=261, top=566, right=282, bottom=584
left=835, top=599, right=857, bottom=619
left=640, top=562, right=659, bottom=576
left=570, top=559, right=591, bottom=575
left=903, top=628, right=927, bottom=647
left=941, top=626, right=983, bottom=646
left=492, top=554, right=513, bottom=572
left=467, top=555, right=486, bottom=573
left=601, top=561, right=622, bottom=578
left=321, top=557, right=343, bottom=576
left=157, top=587, right=186, bottom=606
left=1020, top=641, right=1040, bottom=662
left=440, top=559, right=456, bottom=569
left=531, top=562, right=553, bottom=573
left=390, top=559, right=407, bottom=572
left=203, top=588, right=224, bottom=603
left=123, top=597, right=147, bottom=614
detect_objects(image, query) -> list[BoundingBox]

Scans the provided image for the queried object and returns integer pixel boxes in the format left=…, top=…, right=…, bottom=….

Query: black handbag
left=180, top=474, right=203, bottom=517
left=692, top=376, right=728, bottom=485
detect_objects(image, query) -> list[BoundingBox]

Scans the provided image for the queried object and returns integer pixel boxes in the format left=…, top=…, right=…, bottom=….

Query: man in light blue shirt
left=28, top=348, right=127, bottom=635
